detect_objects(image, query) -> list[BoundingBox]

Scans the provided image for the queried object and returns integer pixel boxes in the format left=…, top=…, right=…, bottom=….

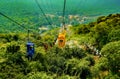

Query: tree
left=65, top=58, right=91, bottom=79
left=108, top=29, right=120, bottom=42
left=101, top=41, right=120, bottom=74
left=91, top=22, right=109, bottom=49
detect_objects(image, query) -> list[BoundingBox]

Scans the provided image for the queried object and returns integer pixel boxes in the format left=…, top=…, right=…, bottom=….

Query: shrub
left=105, top=73, right=120, bottom=79
left=0, top=57, right=27, bottom=79
left=85, top=56, right=95, bottom=66
left=108, top=29, right=120, bottom=42
left=6, top=42, right=20, bottom=53
left=57, top=75, right=76, bottom=79
left=91, top=22, right=109, bottom=49
left=101, top=41, right=120, bottom=74
left=22, top=72, right=53, bottom=79
left=46, top=52, right=66, bottom=74
left=97, top=57, right=109, bottom=71
left=65, top=58, right=91, bottom=79
left=63, top=46, right=87, bottom=59
left=27, top=61, right=44, bottom=72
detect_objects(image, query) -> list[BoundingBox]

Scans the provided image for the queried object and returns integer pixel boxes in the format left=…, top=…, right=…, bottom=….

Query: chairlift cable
left=62, top=0, right=66, bottom=29
left=35, top=0, right=52, bottom=26
left=45, top=0, right=54, bottom=25
left=0, top=12, right=27, bottom=30
left=49, top=0, right=55, bottom=13
left=0, top=12, right=39, bottom=41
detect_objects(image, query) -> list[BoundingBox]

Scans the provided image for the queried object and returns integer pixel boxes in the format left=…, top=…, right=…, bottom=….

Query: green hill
left=71, top=13, right=120, bottom=49
left=0, top=13, right=120, bottom=79
left=0, top=0, right=120, bottom=33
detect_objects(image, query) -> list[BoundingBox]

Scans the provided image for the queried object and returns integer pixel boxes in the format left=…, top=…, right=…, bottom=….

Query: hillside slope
left=0, top=14, right=120, bottom=79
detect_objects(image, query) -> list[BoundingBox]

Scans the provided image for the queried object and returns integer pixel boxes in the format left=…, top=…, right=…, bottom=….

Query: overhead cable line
left=44, top=0, right=54, bottom=25
left=0, top=12, right=31, bottom=41
left=62, top=0, right=66, bottom=29
left=0, top=12, right=39, bottom=41
left=49, top=0, right=55, bottom=13
left=0, top=12, right=38, bottom=33
left=0, top=12, right=27, bottom=30
left=35, top=0, right=52, bottom=26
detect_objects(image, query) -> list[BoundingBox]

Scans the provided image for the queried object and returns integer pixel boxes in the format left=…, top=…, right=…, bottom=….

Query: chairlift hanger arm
left=62, top=0, right=66, bottom=29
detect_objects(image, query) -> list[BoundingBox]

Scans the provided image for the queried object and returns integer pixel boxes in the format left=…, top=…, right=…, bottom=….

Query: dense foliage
left=73, top=14, right=120, bottom=49
left=101, top=41, right=120, bottom=75
left=0, top=14, right=120, bottom=79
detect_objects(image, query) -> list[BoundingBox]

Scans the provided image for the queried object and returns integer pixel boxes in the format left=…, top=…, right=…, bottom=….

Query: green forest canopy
left=0, top=0, right=120, bottom=33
